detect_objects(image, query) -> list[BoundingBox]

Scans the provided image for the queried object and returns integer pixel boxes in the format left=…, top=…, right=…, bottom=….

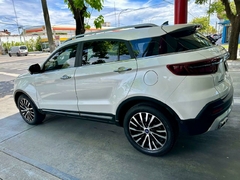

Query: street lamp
left=118, top=9, right=131, bottom=27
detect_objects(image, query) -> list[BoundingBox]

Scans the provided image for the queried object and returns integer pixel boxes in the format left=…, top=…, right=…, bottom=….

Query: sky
left=0, top=0, right=219, bottom=35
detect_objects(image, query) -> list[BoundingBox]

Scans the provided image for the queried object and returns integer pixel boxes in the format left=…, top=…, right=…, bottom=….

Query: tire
left=17, top=94, right=45, bottom=125
left=25, top=53, right=28, bottom=56
left=124, top=105, right=176, bottom=156
left=9, top=53, right=11, bottom=57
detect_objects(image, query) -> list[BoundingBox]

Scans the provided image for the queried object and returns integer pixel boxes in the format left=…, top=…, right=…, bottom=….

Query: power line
left=102, top=1, right=199, bottom=22
left=0, top=21, right=17, bottom=25
left=162, top=0, right=174, bottom=5
left=103, top=3, right=164, bottom=18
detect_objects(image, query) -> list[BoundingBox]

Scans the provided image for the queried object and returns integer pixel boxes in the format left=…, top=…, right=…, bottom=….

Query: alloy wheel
left=19, top=98, right=35, bottom=122
left=129, top=112, right=167, bottom=151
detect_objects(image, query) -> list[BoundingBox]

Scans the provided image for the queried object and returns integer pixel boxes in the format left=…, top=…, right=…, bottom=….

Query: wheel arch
left=116, top=96, right=180, bottom=130
left=14, top=90, right=38, bottom=108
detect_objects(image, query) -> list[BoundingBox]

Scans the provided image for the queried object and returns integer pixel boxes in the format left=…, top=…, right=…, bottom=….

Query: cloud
left=88, top=1, right=173, bottom=27
left=54, top=2, right=68, bottom=10
left=0, top=0, right=220, bottom=35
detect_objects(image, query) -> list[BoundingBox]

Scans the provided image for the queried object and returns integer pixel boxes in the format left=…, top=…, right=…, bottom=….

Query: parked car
left=9, top=45, right=28, bottom=57
left=41, top=42, right=50, bottom=52
left=211, top=34, right=222, bottom=41
left=13, top=23, right=233, bottom=156
left=206, top=35, right=216, bottom=44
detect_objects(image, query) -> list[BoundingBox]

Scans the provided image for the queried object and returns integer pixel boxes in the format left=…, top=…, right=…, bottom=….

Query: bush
left=2, top=36, right=42, bottom=52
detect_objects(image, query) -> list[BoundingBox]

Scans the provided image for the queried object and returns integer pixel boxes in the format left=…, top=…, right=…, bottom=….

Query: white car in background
left=9, top=45, right=28, bottom=56
left=13, top=23, right=233, bottom=156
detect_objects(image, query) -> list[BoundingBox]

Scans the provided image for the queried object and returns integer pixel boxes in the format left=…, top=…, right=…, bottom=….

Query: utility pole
left=208, top=0, right=212, bottom=35
left=12, top=0, right=22, bottom=42
left=174, top=0, right=188, bottom=24
left=41, top=0, right=55, bottom=52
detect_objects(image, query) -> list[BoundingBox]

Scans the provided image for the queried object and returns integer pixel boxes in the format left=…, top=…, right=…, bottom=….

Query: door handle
left=114, top=67, right=132, bottom=73
left=60, top=75, right=71, bottom=80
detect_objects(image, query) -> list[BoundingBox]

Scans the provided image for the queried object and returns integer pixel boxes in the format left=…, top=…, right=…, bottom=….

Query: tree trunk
left=67, top=0, right=86, bottom=35
left=228, top=17, right=240, bottom=60
left=75, top=9, right=86, bottom=35
left=41, top=0, right=55, bottom=52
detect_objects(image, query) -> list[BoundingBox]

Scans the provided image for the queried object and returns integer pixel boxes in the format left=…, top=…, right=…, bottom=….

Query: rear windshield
left=20, top=46, right=27, bottom=50
left=130, top=31, right=212, bottom=58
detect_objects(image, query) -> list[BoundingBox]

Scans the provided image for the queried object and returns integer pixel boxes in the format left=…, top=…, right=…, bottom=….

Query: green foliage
left=65, top=0, right=104, bottom=30
left=208, top=1, right=236, bottom=19
left=195, top=0, right=237, bottom=19
left=195, top=0, right=240, bottom=59
left=2, top=36, right=42, bottom=52
left=92, top=41, right=111, bottom=58
left=73, top=0, right=85, bottom=9
left=85, top=24, right=91, bottom=29
left=94, top=15, right=104, bottom=29
left=85, top=0, right=104, bottom=11
left=35, top=36, right=42, bottom=51
left=195, top=0, right=208, bottom=5
left=189, top=16, right=217, bottom=34
left=119, top=42, right=129, bottom=55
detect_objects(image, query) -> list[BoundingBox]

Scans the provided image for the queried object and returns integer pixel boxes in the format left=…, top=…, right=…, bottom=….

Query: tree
left=41, top=0, right=55, bottom=52
left=64, top=0, right=104, bottom=35
left=190, top=16, right=217, bottom=34
left=195, top=0, right=240, bottom=60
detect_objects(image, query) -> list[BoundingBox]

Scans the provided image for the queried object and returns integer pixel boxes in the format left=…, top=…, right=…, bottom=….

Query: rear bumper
left=179, top=86, right=233, bottom=135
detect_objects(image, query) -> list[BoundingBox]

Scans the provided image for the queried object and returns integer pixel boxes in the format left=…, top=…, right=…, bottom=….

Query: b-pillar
left=174, top=0, right=188, bottom=24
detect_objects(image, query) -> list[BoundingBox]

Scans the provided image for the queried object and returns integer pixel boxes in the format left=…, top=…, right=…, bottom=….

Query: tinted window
left=44, top=44, right=77, bottom=71
left=131, top=31, right=212, bottom=58
left=131, top=35, right=178, bottom=58
left=20, top=46, right=27, bottom=50
left=82, top=40, right=131, bottom=65
left=170, top=31, right=212, bottom=49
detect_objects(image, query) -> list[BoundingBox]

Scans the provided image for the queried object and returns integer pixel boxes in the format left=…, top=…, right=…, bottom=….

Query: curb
left=28, top=52, right=50, bottom=56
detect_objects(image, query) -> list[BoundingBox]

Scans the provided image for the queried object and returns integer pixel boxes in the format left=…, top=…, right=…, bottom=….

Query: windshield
left=20, top=46, right=27, bottom=50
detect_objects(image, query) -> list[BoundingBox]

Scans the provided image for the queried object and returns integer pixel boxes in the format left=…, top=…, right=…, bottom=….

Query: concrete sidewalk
left=0, top=96, right=62, bottom=180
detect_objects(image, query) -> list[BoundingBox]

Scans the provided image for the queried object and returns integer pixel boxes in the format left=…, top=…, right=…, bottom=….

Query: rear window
left=130, top=31, right=212, bottom=58
left=170, top=31, right=212, bottom=49
left=20, top=46, right=27, bottom=50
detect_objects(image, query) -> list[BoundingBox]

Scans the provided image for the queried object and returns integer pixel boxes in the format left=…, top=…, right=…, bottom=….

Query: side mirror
left=28, top=63, right=41, bottom=74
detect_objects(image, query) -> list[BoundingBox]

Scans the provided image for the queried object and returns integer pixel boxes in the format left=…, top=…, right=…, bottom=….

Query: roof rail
left=64, top=23, right=158, bottom=43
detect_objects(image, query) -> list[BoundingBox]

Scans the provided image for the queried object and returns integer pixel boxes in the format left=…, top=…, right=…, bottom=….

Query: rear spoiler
left=161, top=24, right=201, bottom=34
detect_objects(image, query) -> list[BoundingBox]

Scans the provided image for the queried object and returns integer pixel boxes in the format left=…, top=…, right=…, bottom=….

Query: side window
left=44, top=44, right=77, bottom=71
left=130, top=36, right=178, bottom=58
left=82, top=40, right=131, bottom=66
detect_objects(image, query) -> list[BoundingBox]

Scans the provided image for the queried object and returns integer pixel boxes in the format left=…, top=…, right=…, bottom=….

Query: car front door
left=34, top=43, right=79, bottom=114
left=75, top=40, right=137, bottom=120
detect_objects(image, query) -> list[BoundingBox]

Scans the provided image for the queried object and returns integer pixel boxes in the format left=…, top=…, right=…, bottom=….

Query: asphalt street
left=0, top=54, right=240, bottom=180
left=0, top=54, right=47, bottom=98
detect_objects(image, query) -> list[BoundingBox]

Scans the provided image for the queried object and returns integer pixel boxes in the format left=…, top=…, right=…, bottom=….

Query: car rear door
left=74, top=40, right=137, bottom=121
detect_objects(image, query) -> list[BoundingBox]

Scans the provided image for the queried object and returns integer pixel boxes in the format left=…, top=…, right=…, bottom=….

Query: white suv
left=14, top=24, right=233, bottom=156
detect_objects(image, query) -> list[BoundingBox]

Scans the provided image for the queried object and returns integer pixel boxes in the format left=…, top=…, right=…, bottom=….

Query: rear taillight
left=167, top=57, right=222, bottom=75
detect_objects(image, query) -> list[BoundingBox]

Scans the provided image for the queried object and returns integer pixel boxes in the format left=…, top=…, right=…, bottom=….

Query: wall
left=0, top=35, right=39, bottom=43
